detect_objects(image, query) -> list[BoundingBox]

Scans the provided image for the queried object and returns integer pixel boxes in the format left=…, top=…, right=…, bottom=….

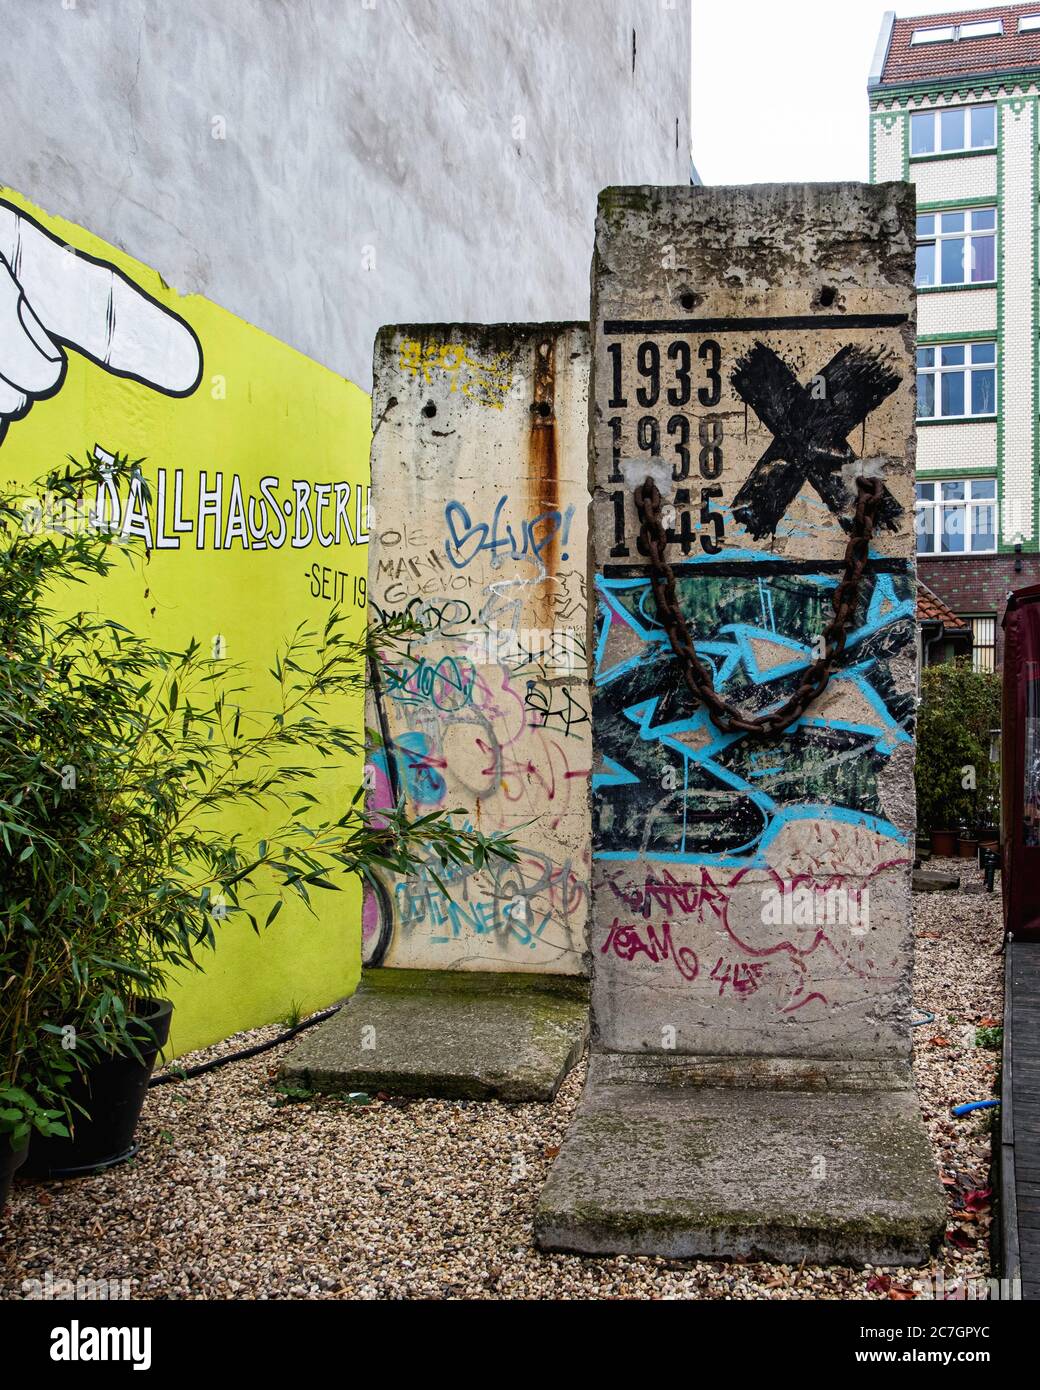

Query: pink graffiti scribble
left=724, top=862, right=908, bottom=978
left=362, top=885, right=380, bottom=944
left=367, top=760, right=394, bottom=831
left=601, top=918, right=698, bottom=982
left=782, top=990, right=828, bottom=1014
left=702, top=947, right=823, bottom=1013
left=719, top=860, right=910, bottom=1013
left=708, top=956, right=764, bottom=998
left=484, top=734, right=590, bottom=820
left=601, top=857, right=910, bottom=1018
left=402, top=746, right=449, bottom=805
left=607, top=866, right=729, bottom=923
left=544, top=863, right=589, bottom=918
left=469, top=666, right=527, bottom=746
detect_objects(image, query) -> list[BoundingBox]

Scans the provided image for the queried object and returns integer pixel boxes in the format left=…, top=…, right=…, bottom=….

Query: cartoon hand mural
left=0, top=196, right=202, bottom=444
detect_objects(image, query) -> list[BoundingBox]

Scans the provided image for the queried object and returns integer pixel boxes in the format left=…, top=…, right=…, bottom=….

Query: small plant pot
left=958, top=837, right=979, bottom=859
left=20, top=999, right=173, bottom=1181
left=0, top=1138, right=29, bottom=1211
left=931, top=830, right=957, bottom=857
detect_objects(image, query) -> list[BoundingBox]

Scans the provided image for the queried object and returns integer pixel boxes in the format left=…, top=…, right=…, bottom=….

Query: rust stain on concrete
left=529, top=335, right=560, bottom=626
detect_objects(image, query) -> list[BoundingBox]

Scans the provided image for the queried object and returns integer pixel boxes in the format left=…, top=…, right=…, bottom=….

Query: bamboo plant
left=0, top=454, right=514, bottom=1153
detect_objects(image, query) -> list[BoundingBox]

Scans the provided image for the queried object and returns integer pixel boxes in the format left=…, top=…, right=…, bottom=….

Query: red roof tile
left=880, top=3, right=1040, bottom=85
left=917, top=581, right=969, bottom=629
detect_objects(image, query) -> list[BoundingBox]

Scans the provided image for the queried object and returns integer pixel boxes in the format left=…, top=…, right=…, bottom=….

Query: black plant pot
left=0, top=1138, right=29, bottom=1210
left=21, top=998, right=173, bottom=1180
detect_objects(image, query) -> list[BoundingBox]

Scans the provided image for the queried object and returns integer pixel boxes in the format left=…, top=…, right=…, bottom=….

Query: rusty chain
left=632, top=474, right=884, bottom=739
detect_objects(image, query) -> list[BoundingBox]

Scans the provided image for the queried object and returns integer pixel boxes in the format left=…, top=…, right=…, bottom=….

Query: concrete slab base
left=535, top=1053, right=947, bottom=1266
left=279, top=969, right=589, bottom=1102
left=913, top=868, right=960, bottom=893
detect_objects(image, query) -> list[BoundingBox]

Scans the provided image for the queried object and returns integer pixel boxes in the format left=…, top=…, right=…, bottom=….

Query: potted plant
left=958, top=826, right=980, bottom=859
left=976, top=782, right=1000, bottom=858
left=1, top=1094, right=66, bottom=1209
left=1, top=456, right=515, bottom=1186
left=916, top=662, right=1001, bottom=864
left=930, top=828, right=957, bottom=857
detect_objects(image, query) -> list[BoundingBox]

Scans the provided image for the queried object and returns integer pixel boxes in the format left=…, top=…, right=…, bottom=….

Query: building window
left=915, top=478, right=997, bottom=555
left=960, top=20, right=1004, bottom=39
left=910, top=105, right=996, bottom=155
left=917, top=342, right=996, bottom=418
left=911, top=20, right=1002, bottom=44
left=966, top=615, right=997, bottom=672
left=911, top=26, right=956, bottom=44
left=916, top=208, right=996, bottom=287
left=1021, top=15, right=1040, bottom=33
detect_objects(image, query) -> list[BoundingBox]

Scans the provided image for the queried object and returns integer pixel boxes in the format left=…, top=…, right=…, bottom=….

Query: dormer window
left=960, top=20, right=1004, bottom=39
left=910, top=19, right=1004, bottom=44
left=911, top=26, right=955, bottom=44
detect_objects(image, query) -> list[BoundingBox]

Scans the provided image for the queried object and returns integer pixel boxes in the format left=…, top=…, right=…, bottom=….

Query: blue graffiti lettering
left=444, top=495, right=574, bottom=571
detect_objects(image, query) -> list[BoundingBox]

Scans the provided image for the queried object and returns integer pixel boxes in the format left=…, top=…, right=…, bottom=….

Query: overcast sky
left=692, top=0, right=1008, bottom=184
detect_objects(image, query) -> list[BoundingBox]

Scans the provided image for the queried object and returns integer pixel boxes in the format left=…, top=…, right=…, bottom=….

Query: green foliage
left=0, top=454, right=516, bottom=1151
left=915, top=661, right=1001, bottom=834
left=281, top=999, right=305, bottom=1030
left=975, top=1025, right=1003, bottom=1051
left=0, top=1086, right=69, bottom=1150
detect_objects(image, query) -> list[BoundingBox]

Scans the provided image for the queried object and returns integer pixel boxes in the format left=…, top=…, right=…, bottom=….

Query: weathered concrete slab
left=365, top=323, right=591, bottom=975
left=279, top=969, right=588, bottom=1101
left=535, top=1054, right=946, bottom=1266
left=540, top=180, right=945, bottom=1265
left=588, top=182, right=921, bottom=1058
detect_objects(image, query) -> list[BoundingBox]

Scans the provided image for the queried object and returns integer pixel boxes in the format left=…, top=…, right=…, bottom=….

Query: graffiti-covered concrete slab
left=588, top=185, right=919, bottom=1056
left=537, top=183, right=945, bottom=1264
left=295, top=324, right=592, bottom=1100
left=365, top=323, right=591, bottom=975
left=280, top=970, right=588, bottom=1102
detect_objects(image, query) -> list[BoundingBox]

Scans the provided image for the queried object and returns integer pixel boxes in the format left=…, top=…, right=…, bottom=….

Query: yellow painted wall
left=1, top=187, right=370, bottom=1056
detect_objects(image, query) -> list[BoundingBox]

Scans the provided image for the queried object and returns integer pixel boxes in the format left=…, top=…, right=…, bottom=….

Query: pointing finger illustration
left=0, top=197, right=202, bottom=399
left=0, top=254, right=65, bottom=399
left=0, top=378, right=28, bottom=418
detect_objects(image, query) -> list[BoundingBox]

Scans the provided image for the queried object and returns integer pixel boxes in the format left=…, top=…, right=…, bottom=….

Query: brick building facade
left=921, top=552, right=1040, bottom=662
left=869, top=4, right=1040, bottom=668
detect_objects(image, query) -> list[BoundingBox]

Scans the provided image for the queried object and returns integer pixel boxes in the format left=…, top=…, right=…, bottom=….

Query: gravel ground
left=0, top=856, right=1003, bottom=1301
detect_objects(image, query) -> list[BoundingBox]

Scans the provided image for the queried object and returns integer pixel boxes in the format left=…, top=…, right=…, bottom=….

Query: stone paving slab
left=913, top=869, right=961, bottom=893
left=534, top=1053, right=946, bottom=1266
left=279, top=968, right=589, bottom=1102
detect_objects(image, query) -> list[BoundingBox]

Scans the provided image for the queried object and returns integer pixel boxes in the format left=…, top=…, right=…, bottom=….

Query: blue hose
left=952, top=1100, right=1000, bottom=1116
left=910, top=1010, right=935, bottom=1028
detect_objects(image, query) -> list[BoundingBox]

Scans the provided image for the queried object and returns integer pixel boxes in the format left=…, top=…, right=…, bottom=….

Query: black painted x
left=730, top=342, right=903, bottom=540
